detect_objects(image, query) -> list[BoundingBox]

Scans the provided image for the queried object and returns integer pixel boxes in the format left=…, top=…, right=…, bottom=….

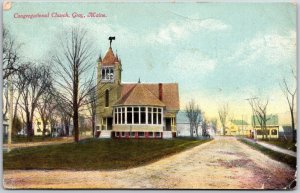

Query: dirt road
left=3, top=137, right=296, bottom=189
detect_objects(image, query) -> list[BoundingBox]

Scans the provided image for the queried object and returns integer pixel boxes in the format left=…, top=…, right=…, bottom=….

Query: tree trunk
left=290, top=109, right=296, bottom=142
left=73, top=110, right=79, bottom=142
left=73, top=76, right=79, bottom=142
left=92, top=116, right=95, bottom=138
left=42, top=120, right=46, bottom=139
left=26, top=120, right=33, bottom=141
left=64, top=119, right=70, bottom=136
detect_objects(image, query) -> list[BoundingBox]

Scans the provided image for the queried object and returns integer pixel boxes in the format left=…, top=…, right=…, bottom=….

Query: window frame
left=113, top=106, right=163, bottom=125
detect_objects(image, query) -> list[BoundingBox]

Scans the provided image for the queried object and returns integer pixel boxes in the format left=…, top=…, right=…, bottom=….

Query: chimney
left=159, top=83, right=163, bottom=101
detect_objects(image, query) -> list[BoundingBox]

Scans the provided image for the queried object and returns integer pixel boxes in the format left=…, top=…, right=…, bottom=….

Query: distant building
left=227, top=120, right=252, bottom=137
left=34, top=118, right=51, bottom=136
left=3, top=116, right=9, bottom=137
left=279, top=125, right=294, bottom=140
left=252, top=114, right=279, bottom=139
left=176, top=111, right=202, bottom=137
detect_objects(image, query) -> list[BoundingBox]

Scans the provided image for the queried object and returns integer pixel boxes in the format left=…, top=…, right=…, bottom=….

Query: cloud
left=171, top=50, right=216, bottom=77
left=146, top=19, right=230, bottom=44
left=228, top=31, right=296, bottom=66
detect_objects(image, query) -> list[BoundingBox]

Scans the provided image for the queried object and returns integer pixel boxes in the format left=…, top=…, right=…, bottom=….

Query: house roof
left=231, top=120, right=249, bottom=125
left=119, top=83, right=180, bottom=111
left=176, top=111, right=192, bottom=124
left=252, top=114, right=278, bottom=125
left=102, top=47, right=119, bottom=66
left=114, top=84, right=166, bottom=107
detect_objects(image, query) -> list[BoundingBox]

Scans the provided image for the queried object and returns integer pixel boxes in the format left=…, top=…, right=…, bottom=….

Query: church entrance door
left=107, top=117, right=113, bottom=130
left=165, top=118, right=171, bottom=131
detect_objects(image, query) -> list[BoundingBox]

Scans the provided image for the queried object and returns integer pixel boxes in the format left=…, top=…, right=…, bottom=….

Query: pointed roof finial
left=116, top=49, right=119, bottom=60
left=108, top=36, right=115, bottom=48
left=138, top=78, right=141, bottom=83
left=98, top=54, right=102, bottom=62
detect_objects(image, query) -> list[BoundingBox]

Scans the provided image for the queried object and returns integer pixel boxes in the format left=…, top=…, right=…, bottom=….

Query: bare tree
left=51, top=28, right=96, bottom=142
left=37, top=89, right=57, bottom=138
left=2, top=28, right=23, bottom=122
left=218, top=103, right=229, bottom=135
left=280, top=69, right=296, bottom=142
left=3, top=28, right=22, bottom=80
left=248, top=98, right=270, bottom=140
left=185, top=99, right=202, bottom=137
left=201, top=118, right=208, bottom=137
left=86, top=85, right=97, bottom=137
left=211, top=118, right=218, bottom=133
left=2, top=81, right=9, bottom=119
left=17, top=63, right=52, bottom=139
left=54, top=95, right=73, bottom=136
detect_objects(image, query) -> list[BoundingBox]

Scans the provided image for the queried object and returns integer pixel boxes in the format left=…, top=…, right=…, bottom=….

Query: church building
left=96, top=38, right=180, bottom=139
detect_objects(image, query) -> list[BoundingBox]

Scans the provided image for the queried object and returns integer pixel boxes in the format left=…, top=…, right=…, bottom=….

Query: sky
left=3, top=2, right=297, bottom=121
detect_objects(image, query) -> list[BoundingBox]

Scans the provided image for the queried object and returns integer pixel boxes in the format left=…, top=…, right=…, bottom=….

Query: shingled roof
left=118, top=83, right=180, bottom=111
left=102, top=47, right=119, bottom=66
left=231, top=120, right=249, bottom=125
left=114, top=84, right=166, bottom=107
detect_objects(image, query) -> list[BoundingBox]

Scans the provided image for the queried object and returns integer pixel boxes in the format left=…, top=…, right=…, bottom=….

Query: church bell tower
left=96, top=37, right=122, bottom=132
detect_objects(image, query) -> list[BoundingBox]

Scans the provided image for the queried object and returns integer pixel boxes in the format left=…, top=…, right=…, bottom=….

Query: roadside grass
left=3, top=135, right=66, bottom=144
left=259, top=139, right=296, bottom=152
left=3, top=138, right=211, bottom=170
left=238, top=138, right=296, bottom=169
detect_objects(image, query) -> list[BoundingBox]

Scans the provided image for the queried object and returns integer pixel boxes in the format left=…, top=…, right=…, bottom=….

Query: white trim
left=138, top=106, right=141, bottom=124
left=125, top=107, right=127, bottom=124
left=151, top=107, right=153, bottom=125
left=121, top=132, right=125, bottom=137
left=120, top=107, right=122, bottom=124
left=146, top=107, right=148, bottom=124
left=112, top=106, right=164, bottom=126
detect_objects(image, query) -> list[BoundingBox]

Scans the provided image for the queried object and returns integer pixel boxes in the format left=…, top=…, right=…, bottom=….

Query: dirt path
left=3, top=137, right=296, bottom=189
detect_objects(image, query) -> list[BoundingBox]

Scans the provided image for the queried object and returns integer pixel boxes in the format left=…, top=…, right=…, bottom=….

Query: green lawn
left=259, top=139, right=296, bottom=152
left=3, top=138, right=211, bottom=170
left=238, top=138, right=296, bottom=169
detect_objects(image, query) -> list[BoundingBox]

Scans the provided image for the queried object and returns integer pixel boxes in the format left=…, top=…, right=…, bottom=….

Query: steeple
left=102, top=47, right=119, bottom=65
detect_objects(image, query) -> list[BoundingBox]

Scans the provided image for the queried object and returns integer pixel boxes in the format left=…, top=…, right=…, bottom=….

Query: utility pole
left=7, top=75, right=13, bottom=151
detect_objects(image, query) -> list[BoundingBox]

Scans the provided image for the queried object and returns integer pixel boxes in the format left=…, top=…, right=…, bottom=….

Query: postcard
left=2, top=1, right=297, bottom=190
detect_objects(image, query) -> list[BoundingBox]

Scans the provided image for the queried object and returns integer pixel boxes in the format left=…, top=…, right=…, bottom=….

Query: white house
left=176, top=111, right=203, bottom=137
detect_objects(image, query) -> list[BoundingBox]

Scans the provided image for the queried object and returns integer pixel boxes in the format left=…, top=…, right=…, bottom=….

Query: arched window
left=105, top=89, right=109, bottom=107
left=102, top=69, right=105, bottom=79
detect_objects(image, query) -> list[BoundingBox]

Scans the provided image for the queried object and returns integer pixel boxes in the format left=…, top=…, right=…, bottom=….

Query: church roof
left=118, top=83, right=180, bottom=111
left=114, top=84, right=166, bottom=107
left=102, top=47, right=119, bottom=66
